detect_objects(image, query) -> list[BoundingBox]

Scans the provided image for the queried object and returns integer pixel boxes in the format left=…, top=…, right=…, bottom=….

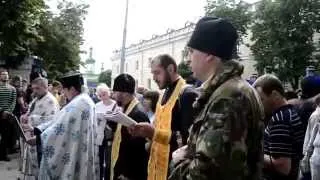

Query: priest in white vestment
left=20, top=77, right=60, bottom=180
left=34, top=72, right=99, bottom=180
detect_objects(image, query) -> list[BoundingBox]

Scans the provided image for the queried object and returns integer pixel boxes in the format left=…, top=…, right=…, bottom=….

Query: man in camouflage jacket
left=169, top=17, right=265, bottom=180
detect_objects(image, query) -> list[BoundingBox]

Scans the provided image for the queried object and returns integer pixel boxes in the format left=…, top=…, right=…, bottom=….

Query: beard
left=157, top=71, right=172, bottom=89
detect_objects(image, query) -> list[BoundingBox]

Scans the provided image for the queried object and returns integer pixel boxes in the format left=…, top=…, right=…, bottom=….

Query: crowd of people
left=0, top=17, right=319, bottom=180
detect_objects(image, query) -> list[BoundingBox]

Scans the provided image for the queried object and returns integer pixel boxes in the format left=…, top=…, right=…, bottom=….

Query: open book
left=104, top=111, right=137, bottom=127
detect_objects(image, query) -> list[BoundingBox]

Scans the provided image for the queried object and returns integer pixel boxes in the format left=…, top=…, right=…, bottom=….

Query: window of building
left=136, top=60, right=139, bottom=70
left=148, top=57, right=152, bottom=67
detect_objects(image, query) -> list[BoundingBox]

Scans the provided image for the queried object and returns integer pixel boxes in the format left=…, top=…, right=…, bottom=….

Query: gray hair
left=253, top=74, right=285, bottom=96
left=31, top=77, right=48, bottom=88
left=96, top=83, right=110, bottom=95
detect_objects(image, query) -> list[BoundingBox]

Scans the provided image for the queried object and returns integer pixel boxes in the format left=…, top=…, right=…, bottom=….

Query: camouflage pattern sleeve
left=170, top=92, right=252, bottom=180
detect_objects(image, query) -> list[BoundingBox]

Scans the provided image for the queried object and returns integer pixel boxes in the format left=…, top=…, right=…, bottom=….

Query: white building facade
left=111, top=22, right=257, bottom=90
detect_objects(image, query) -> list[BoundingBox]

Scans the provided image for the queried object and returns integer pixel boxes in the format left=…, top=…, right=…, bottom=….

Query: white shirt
left=303, top=106, right=320, bottom=155
left=96, top=100, right=117, bottom=113
left=95, top=100, right=119, bottom=145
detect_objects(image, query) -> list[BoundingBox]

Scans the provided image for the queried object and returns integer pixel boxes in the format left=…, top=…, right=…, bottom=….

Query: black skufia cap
left=188, top=17, right=238, bottom=60
left=113, top=74, right=135, bottom=94
left=59, top=71, right=84, bottom=88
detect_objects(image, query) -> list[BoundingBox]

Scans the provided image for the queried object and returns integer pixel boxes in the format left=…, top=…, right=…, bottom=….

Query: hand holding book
left=104, top=111, right=137, bottom=127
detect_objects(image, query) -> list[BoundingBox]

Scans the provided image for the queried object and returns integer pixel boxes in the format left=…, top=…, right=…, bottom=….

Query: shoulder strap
left=111, top=103, right=117, bottom=111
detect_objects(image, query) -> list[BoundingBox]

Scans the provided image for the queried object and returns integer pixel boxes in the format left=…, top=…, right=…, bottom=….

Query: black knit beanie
left=188, top=17, right=238, bottom=60
left=113, top=74, right=135, bottom=94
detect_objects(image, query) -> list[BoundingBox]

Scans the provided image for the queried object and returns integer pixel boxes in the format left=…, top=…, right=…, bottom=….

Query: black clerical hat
left=113, top=74, right=135, bottom=94
left=59, top=71, right=84, bottom=89
left=188, top=17, right=238, bottom=60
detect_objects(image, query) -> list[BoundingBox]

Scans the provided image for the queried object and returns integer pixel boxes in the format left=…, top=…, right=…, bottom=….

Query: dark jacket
left=161, top=80, right=198, bottom=160
left=114, top=103, right=150, bottom=180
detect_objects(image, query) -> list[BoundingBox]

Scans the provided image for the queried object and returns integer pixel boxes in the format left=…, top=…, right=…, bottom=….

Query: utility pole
left=120, top=0, right=129, bottom=73
left=101, top=62, right=105, bottom=73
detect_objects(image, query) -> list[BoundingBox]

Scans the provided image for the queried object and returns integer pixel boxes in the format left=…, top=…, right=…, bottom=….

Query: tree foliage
left=0, top=0, right=45, bottom=57
left=99, top=70, right=112, bottom=86
left=178, top=61, right=192, bottom=79
left=98, top=69, right=112, bottom=87
left=250, top=0, right=320, bottom=89
left=0, top=0, right=88, bottom=78
left=33, top=1, right=88, bottom=79
left=205, top=0, right=252, bottom=44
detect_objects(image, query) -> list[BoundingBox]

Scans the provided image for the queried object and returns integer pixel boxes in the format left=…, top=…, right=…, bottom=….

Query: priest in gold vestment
left=129, top=54, right=198, bottom=180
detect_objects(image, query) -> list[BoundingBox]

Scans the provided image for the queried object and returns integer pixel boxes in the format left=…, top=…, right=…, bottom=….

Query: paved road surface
left=0, top=153, right=19, bottom=180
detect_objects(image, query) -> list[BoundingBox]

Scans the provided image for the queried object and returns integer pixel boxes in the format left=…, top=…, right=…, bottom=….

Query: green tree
left=0, top=0, right=45, bottom=65
left=314, top=35, right=320, bottom=69
left=178, top=61, right=192, bottom=79
left=205, top=0, right=252, bottom=49
left=33, top=1, right=88, bottom=79
left=98, top=70, right=112, bottom=87
left=250, top=0, right=320, bottom=89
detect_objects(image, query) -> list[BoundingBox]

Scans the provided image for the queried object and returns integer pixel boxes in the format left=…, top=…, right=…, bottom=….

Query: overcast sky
left=48, top=0, right=259, bottom=72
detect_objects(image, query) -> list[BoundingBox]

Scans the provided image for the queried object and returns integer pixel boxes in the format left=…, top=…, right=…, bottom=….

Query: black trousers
left=0, top=113, right=20, bottom=158
left=99, top=138, right=112, bottom=180
left=8, top=118, right=19, bottom=151
left=0, top=117, right=10, bottom=158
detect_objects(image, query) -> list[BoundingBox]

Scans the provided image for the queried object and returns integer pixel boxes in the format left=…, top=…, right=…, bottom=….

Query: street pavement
left=0, top=153, right=19, bottom=180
